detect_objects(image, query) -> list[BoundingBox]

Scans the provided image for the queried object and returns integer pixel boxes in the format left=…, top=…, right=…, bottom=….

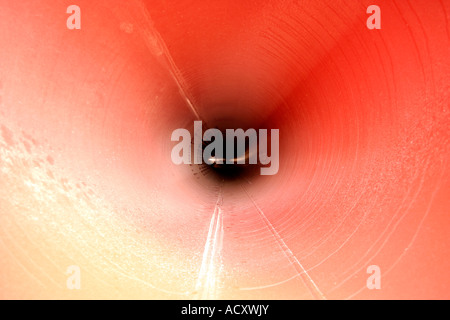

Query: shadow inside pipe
left=197, top=119, right=273, bottom=184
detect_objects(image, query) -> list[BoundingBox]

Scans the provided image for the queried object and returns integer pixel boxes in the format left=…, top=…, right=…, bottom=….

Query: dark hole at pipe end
left=200, top=125, right=262, bottom=183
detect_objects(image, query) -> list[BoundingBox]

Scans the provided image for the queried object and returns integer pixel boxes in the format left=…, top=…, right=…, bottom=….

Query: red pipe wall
left=0, top=0, right=448, bottom=299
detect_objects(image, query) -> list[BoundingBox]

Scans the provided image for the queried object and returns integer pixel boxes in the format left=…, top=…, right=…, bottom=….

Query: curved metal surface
left=0, top=0, right=448, bottom=299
